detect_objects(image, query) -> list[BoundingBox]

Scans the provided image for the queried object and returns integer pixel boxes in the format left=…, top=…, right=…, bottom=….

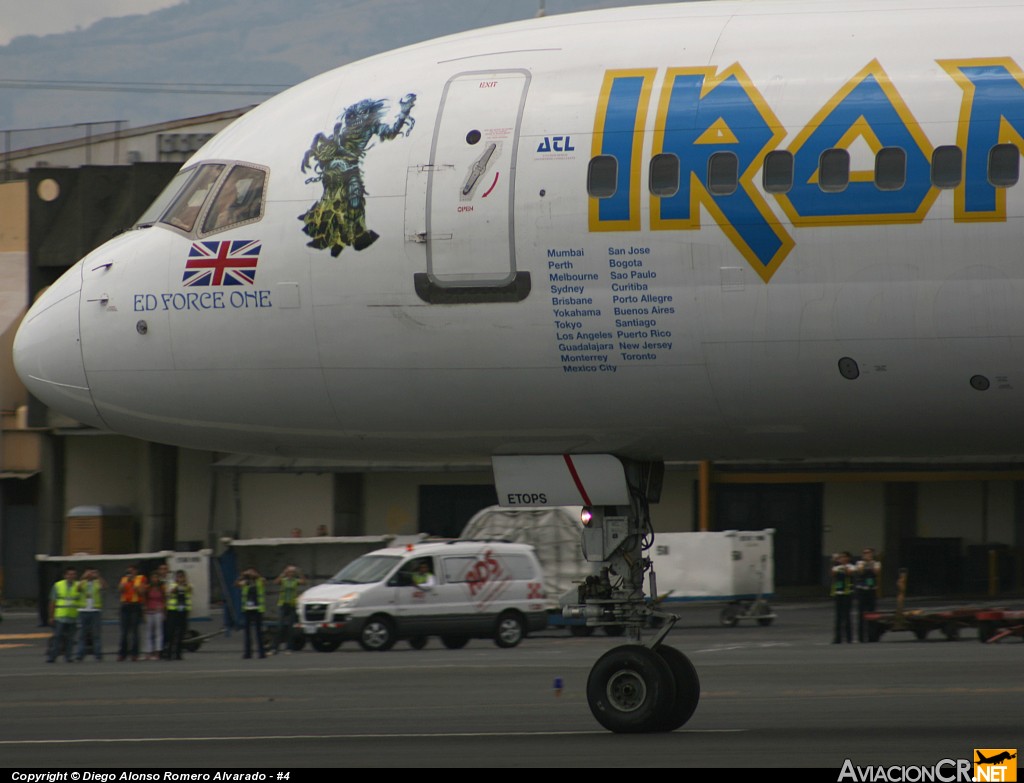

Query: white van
left=297, top=541, right=548, bottom=651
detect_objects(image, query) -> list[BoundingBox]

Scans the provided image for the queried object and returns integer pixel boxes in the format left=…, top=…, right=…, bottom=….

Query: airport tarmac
left=0, top=599, right=1020, bottom=769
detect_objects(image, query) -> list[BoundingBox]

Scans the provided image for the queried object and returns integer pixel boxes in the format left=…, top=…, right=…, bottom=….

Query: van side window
left=587, top=155, right=618, bottom=197
left=441, top=556, right=480, bottom=583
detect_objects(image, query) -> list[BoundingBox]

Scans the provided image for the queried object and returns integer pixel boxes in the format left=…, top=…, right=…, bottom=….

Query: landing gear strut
left=562, top=460, right=701, bottom=733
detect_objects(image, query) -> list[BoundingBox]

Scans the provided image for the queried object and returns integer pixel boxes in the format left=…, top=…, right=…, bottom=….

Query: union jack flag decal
left=183, top=240, right=261, bottom=286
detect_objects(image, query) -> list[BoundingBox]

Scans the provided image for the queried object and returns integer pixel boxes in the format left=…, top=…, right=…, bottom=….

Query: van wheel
left=311, top=636, right=341, bottom=652
left=359, top=616, right=396, bottom=651
left=441, top=635, right=468, bottom=649
left=495, top=611, right=525, bottom=648
left=408, top=636, right=428, bottom=650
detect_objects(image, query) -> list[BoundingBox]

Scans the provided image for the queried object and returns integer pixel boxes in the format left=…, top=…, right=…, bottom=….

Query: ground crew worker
left=47, top=566, right=80, bottom=663
left=273, top=565, right=306, bottom=654
left=855, top=548, right=882, bottom=643
left=118, top=564, right=147, bottom=661
left=76, top=567, right=106, bottom=661
left=165, top=570, right=192, bottom=660
left=831, top=551, right=855, bottom=644
left=236, top=566, right=267, bottom=659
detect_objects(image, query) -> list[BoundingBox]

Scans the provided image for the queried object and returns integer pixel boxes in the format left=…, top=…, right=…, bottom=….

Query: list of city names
left=548, top=245, right=675, bottom=373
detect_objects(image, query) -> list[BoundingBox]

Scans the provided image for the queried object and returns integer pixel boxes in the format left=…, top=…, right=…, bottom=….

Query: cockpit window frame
left=197, top=162, right=270, bottom=238
left=157, top=163, right=227, bottom=234
left=138, top=160, right=269, bottom=239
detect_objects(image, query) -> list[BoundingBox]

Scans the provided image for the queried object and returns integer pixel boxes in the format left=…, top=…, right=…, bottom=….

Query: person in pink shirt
left=143, top=570, right=167, bottom=660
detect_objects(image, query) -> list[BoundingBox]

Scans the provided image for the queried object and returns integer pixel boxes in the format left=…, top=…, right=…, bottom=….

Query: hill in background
left=0, top=0, right=675, bottom=132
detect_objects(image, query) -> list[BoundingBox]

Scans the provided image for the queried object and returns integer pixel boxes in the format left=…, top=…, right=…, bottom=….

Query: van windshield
left=328, top=555, right=401, bottom=584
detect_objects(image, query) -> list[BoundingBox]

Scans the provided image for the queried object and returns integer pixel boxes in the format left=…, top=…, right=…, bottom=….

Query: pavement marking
left=0, top=729, right=746, bottom=745
left=0, top=633, right=49, bottom=640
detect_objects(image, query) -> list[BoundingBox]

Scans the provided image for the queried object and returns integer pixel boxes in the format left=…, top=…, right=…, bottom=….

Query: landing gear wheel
left=182, top=630, right=201, bottom=653
left=653, top=645, right=701, bottom=731
left=495, top=611, right=525, bottom=648
left=408, top=636, right=428, bottom=650
left=586, top=645, right=676, bottom=733
left=310, top=635, right=341, bottom=652
left=569, top=625, right=595, bottom=637
left=441, top=635, right=469, bottom=649
left=359, top=616, right=396, bottom=651
left=720, top=604, right=740, bottom=627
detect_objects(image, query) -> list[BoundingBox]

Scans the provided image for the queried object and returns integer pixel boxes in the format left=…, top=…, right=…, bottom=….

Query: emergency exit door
left=423, top=69, right=531, bottom=298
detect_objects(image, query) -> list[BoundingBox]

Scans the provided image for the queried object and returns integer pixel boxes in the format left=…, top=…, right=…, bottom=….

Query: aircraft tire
left=652, top=645, right=701, bottom=731
left=358, top=616, right=396, bottom=652
left=586, top=645, right=676, bottom=733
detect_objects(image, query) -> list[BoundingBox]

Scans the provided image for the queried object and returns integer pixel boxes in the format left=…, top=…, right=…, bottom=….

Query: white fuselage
left=15, top=0, right=1024, bottom=463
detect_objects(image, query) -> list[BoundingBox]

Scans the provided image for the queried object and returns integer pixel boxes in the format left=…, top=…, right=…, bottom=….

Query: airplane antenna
left=536, top=0, right=546, bottom=18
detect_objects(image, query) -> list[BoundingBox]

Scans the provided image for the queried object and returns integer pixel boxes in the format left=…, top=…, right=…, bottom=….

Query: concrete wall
left=238, top=472, right=332, bottom=539
left=651, top=466, right=697, bottom=532
left=917, top=481, right=1014, bottom=546
left=65, top=436, right=146, bottom=512
left=362, top=470, right=494, bottom=536
left=823, top=482, right=885, bottom=557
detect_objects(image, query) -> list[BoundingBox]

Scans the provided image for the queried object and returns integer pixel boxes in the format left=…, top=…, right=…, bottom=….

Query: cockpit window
left=159, top=163, right=225, bottom=232
left=135, top=168, right=194, bottom=228
left=202, top=165, right=267, bottom=234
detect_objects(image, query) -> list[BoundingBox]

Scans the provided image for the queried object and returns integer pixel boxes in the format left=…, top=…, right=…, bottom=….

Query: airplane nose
left=13, top=263, right=105, bottom=428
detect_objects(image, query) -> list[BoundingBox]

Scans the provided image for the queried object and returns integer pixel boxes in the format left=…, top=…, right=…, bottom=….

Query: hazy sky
left=0, top=0, right=183, bottom=45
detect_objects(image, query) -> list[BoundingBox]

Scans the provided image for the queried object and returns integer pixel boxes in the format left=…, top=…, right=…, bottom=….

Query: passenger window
left=988, top=143, right=1020, bottom=188
left=587, top=155, right=618, bottom=198
left=649, top=153, right=680, bottom=197
left=160, top=164, right=225, bottom=232
left=763, top=150, right=793, bottom=194
left=707, top=151, right=738, bottom=196
left=931, top=146, right=963, bottom=189
left=441, top=557, right=479, bottom=583
left=874, top=147, right=906, bottom=191
left=202, top=165, right=267, bottom=233
left=818, top=148, right=850, bottom=192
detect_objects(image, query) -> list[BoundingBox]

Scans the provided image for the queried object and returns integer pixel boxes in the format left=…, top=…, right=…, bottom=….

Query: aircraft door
left=418, top=69, right=531, bottom=302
